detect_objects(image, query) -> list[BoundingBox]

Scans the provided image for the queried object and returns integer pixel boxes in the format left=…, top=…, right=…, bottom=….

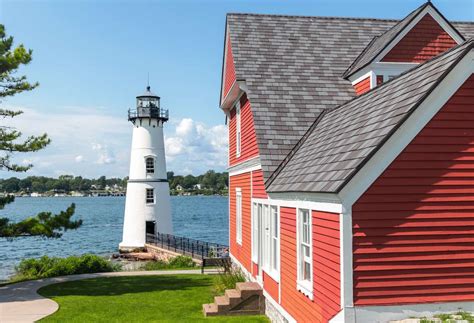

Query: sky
left=0, top=0, right=472, bottom=178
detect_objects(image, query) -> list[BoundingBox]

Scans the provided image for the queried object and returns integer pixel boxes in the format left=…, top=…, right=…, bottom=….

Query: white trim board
left=256, top=196, right=342, bottom=214
left=228, top=157, right=261, bottom=176
left=340, top=50, right=474, bottom=207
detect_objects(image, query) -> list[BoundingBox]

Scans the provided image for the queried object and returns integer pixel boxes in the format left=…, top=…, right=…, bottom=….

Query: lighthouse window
left=146, top=188, right=155, bottom=204
left=146, top=157, right=155, bottom=174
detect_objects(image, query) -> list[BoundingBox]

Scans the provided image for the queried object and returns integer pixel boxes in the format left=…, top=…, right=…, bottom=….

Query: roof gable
left=343, top=2, right=465, bottom=79
left=267, top=40, right=474, bottom=193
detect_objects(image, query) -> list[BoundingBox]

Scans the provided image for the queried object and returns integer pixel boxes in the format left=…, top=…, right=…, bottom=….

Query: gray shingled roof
left=342, top=2, right=428, bottom=78
left=226, top=12, right=474, bottom=183
left=267, top=39, right=474, bottom=193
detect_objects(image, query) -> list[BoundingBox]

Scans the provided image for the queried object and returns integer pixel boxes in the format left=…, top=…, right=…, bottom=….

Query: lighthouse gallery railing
left=146, top=232, right=229, bottom=259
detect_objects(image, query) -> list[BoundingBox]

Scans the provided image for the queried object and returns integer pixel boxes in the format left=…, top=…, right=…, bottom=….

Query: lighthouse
left=119, top=86, right=173, bottom=251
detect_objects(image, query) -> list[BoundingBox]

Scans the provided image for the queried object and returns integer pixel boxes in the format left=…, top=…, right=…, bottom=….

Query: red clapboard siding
left=279, top=207, right=341, bottom=322
left=382, top=14, right=457, bottom=63
left=222, top=34, right=236, bottom=100
left=313, top=211, right=341, bottom=321
left=252, top=169, right=268, bottom=199
left=228, top=94, right=259, bottom=167
left=263, top=271, right=279, bottom=302
left=352, top=74, right=474, bottom=306
left=354, top=76, right=371, bottom=95
left=229, top=172, right=252, bottom=273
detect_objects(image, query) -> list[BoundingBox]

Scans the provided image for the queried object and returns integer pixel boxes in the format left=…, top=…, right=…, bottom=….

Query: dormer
left=344, top=1, right=465, bottom=95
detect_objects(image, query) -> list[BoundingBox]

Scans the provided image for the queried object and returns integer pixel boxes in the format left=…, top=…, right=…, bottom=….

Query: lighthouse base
left=118, top=242, right=146, bottom=253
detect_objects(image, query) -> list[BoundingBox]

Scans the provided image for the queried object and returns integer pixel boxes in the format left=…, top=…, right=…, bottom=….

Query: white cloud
left=1, top=105, right=228, bottom=178
left=164, top=118, right=228, bottom=175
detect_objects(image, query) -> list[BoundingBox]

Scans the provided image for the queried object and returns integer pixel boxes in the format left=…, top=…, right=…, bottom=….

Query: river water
left=0, top=196, right=228, bottom=281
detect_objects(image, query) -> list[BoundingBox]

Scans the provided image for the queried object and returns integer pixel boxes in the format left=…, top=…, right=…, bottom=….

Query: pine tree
left=0, top=24, right=82, bottom=238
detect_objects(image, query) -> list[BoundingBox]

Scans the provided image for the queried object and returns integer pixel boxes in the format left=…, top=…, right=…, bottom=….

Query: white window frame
left=145, top=156, right=155, bottom=174
left=270, top=205, right=279, bottom=275
left=236, top=188, right=242, bottom=245
left=146, top=188, right=155, bottom=205
left=235, top=101, right=241, bottom=157
left=297, top=208, right=313, bottom=299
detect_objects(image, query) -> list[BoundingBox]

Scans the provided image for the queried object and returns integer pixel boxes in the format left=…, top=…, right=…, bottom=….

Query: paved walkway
left=0, top=269, right=202, bottom=323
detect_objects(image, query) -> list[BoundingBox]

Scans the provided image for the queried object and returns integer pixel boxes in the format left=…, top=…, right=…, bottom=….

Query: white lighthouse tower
left=119, top=86, right=173, bottom=251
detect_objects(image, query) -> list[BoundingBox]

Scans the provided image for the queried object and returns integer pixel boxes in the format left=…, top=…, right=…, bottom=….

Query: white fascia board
left=228, top=157, right=261, bottom=176
left=340, top=50, right=474, bottom=208
left=220, top=28, right=229, bottom=106
left=350, top=70, right=372, bottom=85
left=221, top=80, right=244, bottom=113
left=373, top=6, right=464, bottom=64
left=267, top=192, right=341, bottom=209
left=253, top=197, right=342, bottom=214
left=349, top=62, right=419, bottom=85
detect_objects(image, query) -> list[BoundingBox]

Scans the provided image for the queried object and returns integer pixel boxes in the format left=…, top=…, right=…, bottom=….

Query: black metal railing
left=146, top=232, right=229, bottom=259
left=128, top=107, right=169, bottom=121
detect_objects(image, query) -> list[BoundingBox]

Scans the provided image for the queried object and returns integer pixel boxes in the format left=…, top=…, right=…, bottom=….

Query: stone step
left=236, top=282, right=263, bottom=299
left=225, top=289, right=242, bottom=307
left=202, top=303, right=218, bottom=317
left=214, top=295, right=230, bottom=312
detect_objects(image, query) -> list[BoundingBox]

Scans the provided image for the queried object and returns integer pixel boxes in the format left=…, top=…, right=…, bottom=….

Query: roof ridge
left=227, top=12, right=399, bottom=22
left=264, top=109, right=329, bottom=190
left=330, top=38, right=474, bottom=117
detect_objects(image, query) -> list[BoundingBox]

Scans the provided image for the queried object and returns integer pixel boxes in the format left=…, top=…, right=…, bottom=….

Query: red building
left=219, top=2, right=474, bottom=322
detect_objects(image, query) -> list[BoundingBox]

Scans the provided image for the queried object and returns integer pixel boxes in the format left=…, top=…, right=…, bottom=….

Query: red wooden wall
left=252, top=169, right=267, bottom=199
left=352, top=74, right=474, bottom=306
left=222, top=35, right=236, bottom=101
left=382, top=14, right=457, bottom=63
left=354, top=76, right=371, bottom=95
left=228, top=94, right=259, bottom=167
left=229, top=172, right=252, bottom=272
left=313, top=211, right=341, bottom=321
left=280, top=207, right=341, bottom=322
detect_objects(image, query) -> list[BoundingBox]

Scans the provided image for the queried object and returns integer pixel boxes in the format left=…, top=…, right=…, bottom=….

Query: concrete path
left=0, top=269, right=202, bottom=323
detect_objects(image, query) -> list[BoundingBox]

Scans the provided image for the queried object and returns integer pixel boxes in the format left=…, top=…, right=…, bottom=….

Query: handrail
left=145, top=232, right=229, bottom=259
left=128, top=107, right=169, bottom=121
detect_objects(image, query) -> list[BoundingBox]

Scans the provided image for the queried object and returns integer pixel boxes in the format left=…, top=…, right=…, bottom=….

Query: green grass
left=38, top=274, right=269, bottom=323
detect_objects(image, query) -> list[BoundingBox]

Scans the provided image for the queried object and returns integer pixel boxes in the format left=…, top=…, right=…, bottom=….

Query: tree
left=0, top=24, right=82, bottom=238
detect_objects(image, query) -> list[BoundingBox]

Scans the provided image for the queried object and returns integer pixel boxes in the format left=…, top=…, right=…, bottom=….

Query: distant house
left=220, top=2, right=474, bottom=322
left=193, top=183, right=202, bottom=190
left=175, top=184, right=184, bottom=191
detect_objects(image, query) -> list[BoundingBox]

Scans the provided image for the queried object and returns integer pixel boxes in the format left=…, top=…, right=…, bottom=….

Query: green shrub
left=143, top=255, right=195, bottom=271
left=12, top=254, right=120, bottom=282
left=212, top=266, right=246, bottom=295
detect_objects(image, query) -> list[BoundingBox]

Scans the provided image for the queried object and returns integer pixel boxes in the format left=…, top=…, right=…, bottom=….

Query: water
left=0, top=196, right=228, bottom=281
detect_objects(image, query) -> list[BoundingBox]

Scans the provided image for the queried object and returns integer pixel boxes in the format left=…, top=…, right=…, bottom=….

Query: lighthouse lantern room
left=119, top=86, right=173, bottom=251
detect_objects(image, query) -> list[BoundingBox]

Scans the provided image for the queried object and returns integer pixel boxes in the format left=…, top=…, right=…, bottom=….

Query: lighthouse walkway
left=0, top=269, right=202, bottom=323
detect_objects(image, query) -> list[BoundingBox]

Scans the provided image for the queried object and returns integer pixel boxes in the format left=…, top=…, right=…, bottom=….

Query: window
left=236, top=188, right=242, bottom=244
left=270, top=206, right=279, bottom=272
left=145, top=157, right=155, bottom=174
left=297, top=209, right=313, bottom=298
left=235, top=102, right=241, bottom=157
left=146, top=188, right=154, bottom=204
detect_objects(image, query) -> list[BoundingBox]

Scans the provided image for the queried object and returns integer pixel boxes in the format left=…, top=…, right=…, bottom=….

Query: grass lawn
left=38, top=274, right=269, bottom=323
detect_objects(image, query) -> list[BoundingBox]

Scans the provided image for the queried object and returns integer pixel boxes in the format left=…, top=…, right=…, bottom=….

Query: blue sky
left=0, top=0, right=472, bottom=178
